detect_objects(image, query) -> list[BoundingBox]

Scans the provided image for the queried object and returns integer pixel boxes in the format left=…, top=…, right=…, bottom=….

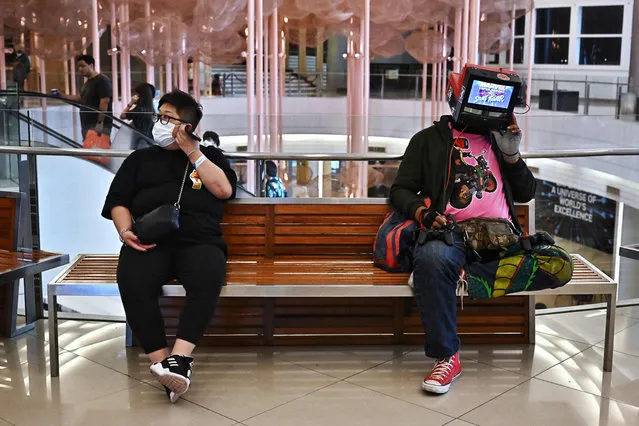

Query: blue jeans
left=412, top=234, right=469, bottom=359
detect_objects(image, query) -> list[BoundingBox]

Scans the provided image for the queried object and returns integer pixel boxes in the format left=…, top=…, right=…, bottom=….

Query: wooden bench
left=0, top=191, right=68, bottom=337
left=47, top=199, right=617, bottom=377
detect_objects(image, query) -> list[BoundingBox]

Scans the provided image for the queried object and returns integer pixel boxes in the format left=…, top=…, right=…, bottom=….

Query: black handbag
left=134, top=161, right=190, bottom=244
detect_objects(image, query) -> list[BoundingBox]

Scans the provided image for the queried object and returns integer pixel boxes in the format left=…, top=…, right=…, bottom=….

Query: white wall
left=37, top=155, right=125, bottom=316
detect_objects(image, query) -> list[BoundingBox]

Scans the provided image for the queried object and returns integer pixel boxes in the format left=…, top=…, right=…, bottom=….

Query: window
left=579, top=6, right=623, bottom=66
left=581, top=6, right=623, bottom=34
left=535, top=7, right=570, bottom=65
left=536, top=7, right=571, bottom=35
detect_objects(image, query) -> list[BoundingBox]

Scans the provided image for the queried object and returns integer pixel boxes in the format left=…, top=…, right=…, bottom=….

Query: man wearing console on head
left=102, top=90, right=237, bottom=403
left=390, top=65, right=537, bottom=394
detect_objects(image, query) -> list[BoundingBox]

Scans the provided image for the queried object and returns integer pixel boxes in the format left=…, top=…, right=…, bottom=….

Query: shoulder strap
left=175, top=160, right=190, bottom=209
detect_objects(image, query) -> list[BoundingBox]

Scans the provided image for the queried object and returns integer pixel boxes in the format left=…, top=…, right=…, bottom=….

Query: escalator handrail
left=0, top=90, right=156, bottom=146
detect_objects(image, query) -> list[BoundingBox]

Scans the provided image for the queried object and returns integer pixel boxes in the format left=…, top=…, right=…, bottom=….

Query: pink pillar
left=165, top=61, right=172, bottom=92
left=110, top=2, right=119, bottom=113
left=431, top=59, right=437, bottom=121
left=462, top=0, right=470, bottom=67
left=63, top=42, right=70, bottom=94
left=123, top=4, right=132, bottom=106
left=256, top=0, right=264, bottom=152
left=91, top=0, right=100, bottom=72
left=0, top=22, right=5, bottom=90
left=509, top=7, right=516, bottom=70
left=526, top=8, right=535, bottom=108
left=193, top=55, right=200, bottom=102
left=70, top=42, right=77, bottom=95
left=246, top=0, right=257, bottom=193
left=144, top=0, right=155, bottom=86
left=421, top=63, right=427, bottom=128
left=469, top=0, right=480, bottom=65
left=278, top=27, right=285, bottom=152
left=441, top=19, right=448, bottom=114
left=454, top=8, right=462, bottom=72
left=263, top=16, right=269, bottom=149
left=363, top=0, right=370, bottom=148
left=247, top=0, right=256, bottom=152
left=269, top=11, right=279, bottom=152
left=524, top=8, right=535, bottom=153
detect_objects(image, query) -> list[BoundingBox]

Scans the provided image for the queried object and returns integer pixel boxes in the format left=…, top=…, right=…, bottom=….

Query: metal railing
left=2, top=146, right=639, bottom=160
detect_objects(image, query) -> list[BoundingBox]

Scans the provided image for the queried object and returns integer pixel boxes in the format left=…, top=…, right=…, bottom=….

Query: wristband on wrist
left=118, top=228, right=130, bottom=243
left=193, top=155, right=207, bottom=169
left=186, top=148, right=199, bottom=157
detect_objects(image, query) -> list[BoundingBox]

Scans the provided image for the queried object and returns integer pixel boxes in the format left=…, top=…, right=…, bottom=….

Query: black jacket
left=389, top=116, right=536, bottom=232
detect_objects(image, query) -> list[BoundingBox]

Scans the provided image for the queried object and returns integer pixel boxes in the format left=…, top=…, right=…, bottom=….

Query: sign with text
left=535, top=180, right=616, bottom=253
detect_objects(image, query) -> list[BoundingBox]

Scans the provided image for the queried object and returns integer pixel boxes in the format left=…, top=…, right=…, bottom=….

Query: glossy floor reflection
left=0, top=306, right=638, bottom=425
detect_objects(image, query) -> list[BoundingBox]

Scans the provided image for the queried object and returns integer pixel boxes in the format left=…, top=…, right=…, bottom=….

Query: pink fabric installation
left=121, top=15, right=192, bottom=65
left=193, top=0, right=248, bottom=33
left=404, top=28, right=450, bottom=64
left=479, top=21, right=512, bottom=54
left=482, top=0, right=534, bottom=24
left=5, top=0, right=109, bottom=58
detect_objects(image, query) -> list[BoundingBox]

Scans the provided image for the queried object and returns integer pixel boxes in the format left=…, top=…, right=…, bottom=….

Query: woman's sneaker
left=150, top=355, right=193, bottom=402
left=422, top=352, right=462, bottom=394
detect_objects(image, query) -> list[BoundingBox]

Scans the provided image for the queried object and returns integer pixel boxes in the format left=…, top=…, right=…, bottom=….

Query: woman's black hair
left=158, top=90, right=203, bottom=127
left=134, top=83, right=155, bottom=112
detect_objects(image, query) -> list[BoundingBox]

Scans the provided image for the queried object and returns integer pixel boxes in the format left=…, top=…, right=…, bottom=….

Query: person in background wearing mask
left=101, top=90, right=237, bottom=403
left=12, top=45, right=31, bottom=91
left=121, top=82, right=156, bottom=149
left=201, top=131, right=220, bottom=148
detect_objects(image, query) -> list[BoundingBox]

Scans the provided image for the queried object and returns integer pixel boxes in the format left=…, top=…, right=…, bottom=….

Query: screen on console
left=466, top=80, right=514, bottom=109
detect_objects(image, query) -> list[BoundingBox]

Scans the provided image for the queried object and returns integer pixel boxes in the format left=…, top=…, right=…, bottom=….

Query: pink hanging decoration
left=193, top=0, right=247, bottom=33
left=295, top=0, right=343, bottom=15
left=479, top=21, right=512, bottom=54
left=410, top=0, right=453, bottom=26
left=404, top=28, right=450, bottom=64
left=197, top=30, right=245, bottom=65
left=482, top=0, right=534, bottom=24
left=121, top=15, right=192, bottom=65
left=279, top=0, right=311, bottom=20
left=346, top=0, right=412, bottom=24
left=372, top=35, right=405, bottom=58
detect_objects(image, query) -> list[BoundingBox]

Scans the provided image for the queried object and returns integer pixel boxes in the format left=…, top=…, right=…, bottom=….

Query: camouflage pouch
left=458, top=218, right=520, bottom=251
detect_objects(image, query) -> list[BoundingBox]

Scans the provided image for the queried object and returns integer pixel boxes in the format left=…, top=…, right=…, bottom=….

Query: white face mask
left=151, top=121, right=176, bottom=147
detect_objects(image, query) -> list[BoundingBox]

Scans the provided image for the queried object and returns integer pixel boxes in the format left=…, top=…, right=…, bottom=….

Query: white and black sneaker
left=150, top=355, right=193, bottom=403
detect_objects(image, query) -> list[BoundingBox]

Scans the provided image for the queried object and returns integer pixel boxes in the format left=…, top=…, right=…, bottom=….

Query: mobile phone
left=184, top=124, right=201, bottom=142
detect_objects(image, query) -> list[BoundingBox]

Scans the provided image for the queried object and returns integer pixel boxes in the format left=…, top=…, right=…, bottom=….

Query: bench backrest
left=0, top=192, right=20, bottom=251
left=222, top=201, right=531, bottom=259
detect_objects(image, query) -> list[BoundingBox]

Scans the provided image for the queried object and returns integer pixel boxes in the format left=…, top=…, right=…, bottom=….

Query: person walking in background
left=59, top=55, right=113, bottom=139
left=121, top=83, right=156, bottom=149
left=211, top=74, right=222, bottom=96
left=11, top=45, right=31, bottom=91
left=202, top=131, right=220, bottom=148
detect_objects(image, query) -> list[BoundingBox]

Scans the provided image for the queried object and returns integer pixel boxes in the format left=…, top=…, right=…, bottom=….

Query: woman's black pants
left=117, top=243, right=226, bottom=354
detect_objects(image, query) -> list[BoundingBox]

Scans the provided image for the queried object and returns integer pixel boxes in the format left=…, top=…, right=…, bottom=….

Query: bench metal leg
left=48, top=293, right=60, bottom=378
left=603, top=293, right=616, bottom=372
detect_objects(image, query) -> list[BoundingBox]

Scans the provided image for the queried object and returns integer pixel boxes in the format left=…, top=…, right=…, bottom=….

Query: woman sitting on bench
left=102, top=90, right=237, bottom=403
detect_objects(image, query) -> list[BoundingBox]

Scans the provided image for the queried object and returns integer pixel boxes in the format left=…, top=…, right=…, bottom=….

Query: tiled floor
left=2, top=307, right=639, bottom=425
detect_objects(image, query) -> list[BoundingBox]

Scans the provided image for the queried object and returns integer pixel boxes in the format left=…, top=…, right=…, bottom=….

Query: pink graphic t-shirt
left=444, top=129, right=511, bottom=222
